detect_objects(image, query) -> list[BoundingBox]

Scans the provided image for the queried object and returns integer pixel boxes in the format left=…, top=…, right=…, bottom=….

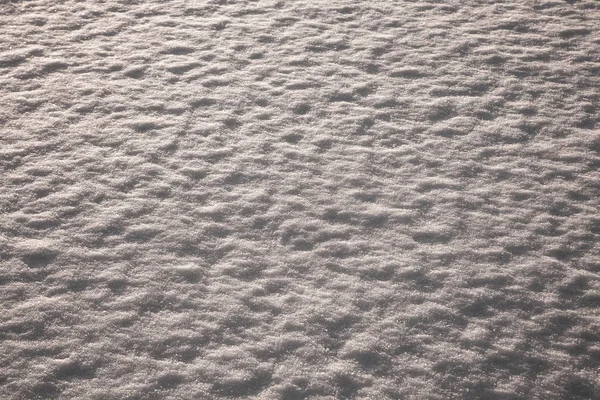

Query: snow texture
left=1, top=0, right=600, bottom=399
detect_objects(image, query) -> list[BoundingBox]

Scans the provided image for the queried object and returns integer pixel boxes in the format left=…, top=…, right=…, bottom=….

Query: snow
left=1, top=0, right=599, bottom=399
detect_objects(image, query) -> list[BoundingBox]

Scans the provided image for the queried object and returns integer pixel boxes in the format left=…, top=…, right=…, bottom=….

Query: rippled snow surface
left=1, top=0, right=599, bottom=399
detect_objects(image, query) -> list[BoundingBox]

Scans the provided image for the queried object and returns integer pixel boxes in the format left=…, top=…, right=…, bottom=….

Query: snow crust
left=1, top=0, right=599, bottom=399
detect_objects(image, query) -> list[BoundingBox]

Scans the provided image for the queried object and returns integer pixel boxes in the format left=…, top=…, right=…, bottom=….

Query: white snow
left=1, top=0, right=599, bottom=399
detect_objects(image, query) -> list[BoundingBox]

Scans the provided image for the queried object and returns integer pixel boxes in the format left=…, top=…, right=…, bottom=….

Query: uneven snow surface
left=1, top=0, right=600, bottom=399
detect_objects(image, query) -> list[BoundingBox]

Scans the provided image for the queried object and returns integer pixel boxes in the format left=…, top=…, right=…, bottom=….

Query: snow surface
left=1, top=0, right=599, bottom=399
